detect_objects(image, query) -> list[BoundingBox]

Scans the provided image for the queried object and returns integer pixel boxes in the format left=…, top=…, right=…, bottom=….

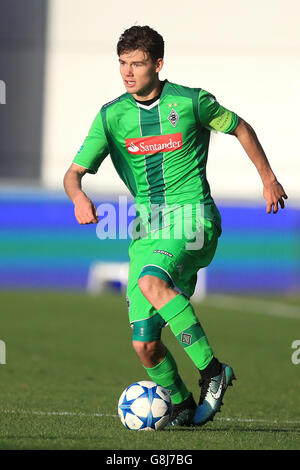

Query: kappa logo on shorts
left=181, top=333, right=192, bottom=346
left=153, top=250, right=173, bottom=258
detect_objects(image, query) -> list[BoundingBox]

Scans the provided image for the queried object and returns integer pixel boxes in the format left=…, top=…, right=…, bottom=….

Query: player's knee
left=132, top=340, right=163, bottom=364
left=138, top=275, right=167, bottom=300
left=138, top=275, right=153, bottom=298
left=132, top=339, right=157, bottom=357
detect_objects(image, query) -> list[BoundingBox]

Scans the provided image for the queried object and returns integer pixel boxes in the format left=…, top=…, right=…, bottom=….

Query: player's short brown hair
left=117, top=25, right=164, bottom=63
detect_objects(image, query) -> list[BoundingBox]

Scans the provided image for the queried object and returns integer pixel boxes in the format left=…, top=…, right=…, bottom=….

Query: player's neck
left=132, top=78, right=162, bottom=102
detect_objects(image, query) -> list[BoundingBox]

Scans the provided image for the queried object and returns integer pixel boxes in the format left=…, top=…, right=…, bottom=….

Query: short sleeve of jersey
left=73, top=111, right=109, bottom=174
left=198, top=89, right=239, bottom=134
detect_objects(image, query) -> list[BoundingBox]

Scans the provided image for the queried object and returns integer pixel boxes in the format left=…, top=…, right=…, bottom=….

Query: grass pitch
left=0, top=290, right=299, bottom=450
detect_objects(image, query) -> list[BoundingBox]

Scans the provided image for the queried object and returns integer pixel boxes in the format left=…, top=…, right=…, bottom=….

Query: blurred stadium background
left=0, top=0, right=299, bottom=296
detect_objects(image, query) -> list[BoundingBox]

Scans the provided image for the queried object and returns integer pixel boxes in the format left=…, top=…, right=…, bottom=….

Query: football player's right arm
left=63, top=110, right=109, bottom=224
left=63, top=163, right=99, bottom=224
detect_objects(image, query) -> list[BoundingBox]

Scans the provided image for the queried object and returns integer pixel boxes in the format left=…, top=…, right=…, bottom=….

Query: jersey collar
left=127, top=80, right=170, bottom=108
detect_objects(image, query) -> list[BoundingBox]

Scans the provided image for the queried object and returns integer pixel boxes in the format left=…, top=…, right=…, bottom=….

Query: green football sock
left=143, top=349, right=190, bottom=405
left=158, top=294, right=214, bottom=370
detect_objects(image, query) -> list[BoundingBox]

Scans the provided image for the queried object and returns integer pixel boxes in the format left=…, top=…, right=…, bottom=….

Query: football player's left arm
left=230, top=117, right=288, bottom=214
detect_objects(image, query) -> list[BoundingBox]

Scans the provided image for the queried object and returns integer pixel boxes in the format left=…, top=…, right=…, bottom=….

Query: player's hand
left=73, top=192, right=98, bottom=224
left=263, top=179, right=288, bottom=214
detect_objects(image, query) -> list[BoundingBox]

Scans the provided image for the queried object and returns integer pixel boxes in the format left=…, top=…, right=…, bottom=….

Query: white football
left=118, top=380, right=173, bottom=430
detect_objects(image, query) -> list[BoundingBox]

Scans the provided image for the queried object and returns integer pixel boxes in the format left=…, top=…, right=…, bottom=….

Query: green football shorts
left=126, top=207, right=219, bottom=333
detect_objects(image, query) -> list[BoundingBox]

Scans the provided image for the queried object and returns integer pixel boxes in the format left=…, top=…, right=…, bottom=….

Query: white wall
left=41, top=0, right=300, bottom=203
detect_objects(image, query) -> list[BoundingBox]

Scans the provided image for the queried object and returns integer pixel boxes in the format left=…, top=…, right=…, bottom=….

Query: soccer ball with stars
left=118, top=381, right=173, bottom=430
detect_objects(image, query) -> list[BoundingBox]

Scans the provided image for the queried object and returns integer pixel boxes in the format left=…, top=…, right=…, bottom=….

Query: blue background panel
left=0, top=190, right=299, bottom=293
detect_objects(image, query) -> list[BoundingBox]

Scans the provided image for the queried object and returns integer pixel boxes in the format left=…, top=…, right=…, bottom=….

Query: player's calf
left=132, top=340, right=166, bottom=368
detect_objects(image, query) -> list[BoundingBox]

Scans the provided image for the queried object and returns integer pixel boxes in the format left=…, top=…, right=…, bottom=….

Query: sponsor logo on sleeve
left=77, top=145, right=84, bottom=154
left=103, top=97, right=120, bottom=108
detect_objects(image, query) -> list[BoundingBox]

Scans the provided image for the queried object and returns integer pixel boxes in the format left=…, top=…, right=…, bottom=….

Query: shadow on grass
left=1, top=425, right=299, bottom=443
left=166, top=425, right=300, bottom=434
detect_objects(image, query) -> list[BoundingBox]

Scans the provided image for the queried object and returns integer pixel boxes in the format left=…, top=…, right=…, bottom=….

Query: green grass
left=0, top=290, right=299, bottom=450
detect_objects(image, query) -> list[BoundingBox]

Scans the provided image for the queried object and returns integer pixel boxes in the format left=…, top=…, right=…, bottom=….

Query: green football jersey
left=73, top=80, right=239, bottom=234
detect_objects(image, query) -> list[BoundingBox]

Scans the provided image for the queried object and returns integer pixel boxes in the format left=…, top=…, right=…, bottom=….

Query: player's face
left=119, top=49, right=163, bottom=99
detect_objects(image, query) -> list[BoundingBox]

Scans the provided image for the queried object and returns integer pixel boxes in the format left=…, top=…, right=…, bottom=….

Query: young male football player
left=63, top=25, right=288, bottom=426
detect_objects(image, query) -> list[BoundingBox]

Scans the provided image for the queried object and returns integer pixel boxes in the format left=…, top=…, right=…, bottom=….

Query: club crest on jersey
left=125, top=133, right=183, bottom=155
left=168, top=108, right=179, bottom=127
